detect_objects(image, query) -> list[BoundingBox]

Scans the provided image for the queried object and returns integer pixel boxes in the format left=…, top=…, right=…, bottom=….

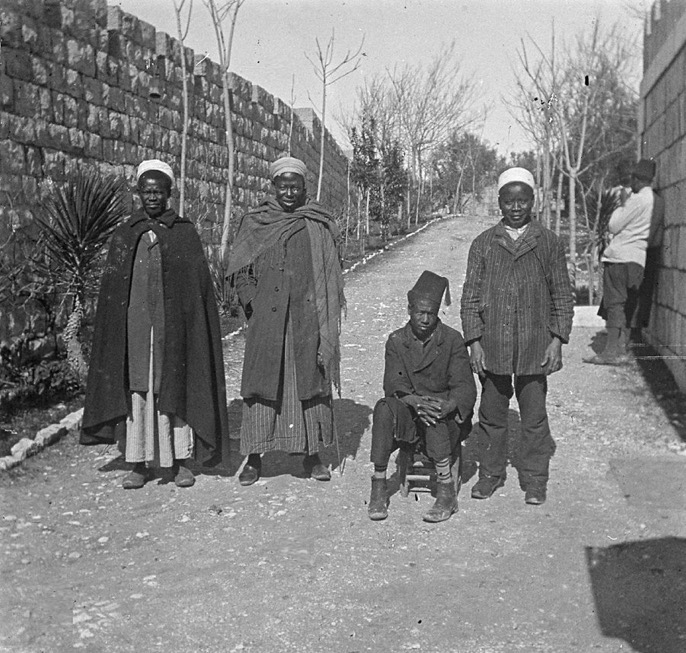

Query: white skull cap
left=136, top=159, right=175, bottom=187
left=497, top=167, right=535, bottom=193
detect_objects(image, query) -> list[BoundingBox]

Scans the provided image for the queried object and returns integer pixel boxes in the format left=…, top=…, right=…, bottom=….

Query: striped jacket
left=460, top=220, right=574, bottom=376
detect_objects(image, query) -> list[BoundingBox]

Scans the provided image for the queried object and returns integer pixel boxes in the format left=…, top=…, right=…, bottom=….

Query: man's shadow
left=225, top=397, right=371, bottom=480
left=586, top=537, right=686, bottom=652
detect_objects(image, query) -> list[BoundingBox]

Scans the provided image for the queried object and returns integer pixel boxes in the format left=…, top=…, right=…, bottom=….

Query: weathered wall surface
left=0, top=0, right=351, bottom=246
left=640, top=0, right=686, bottom=389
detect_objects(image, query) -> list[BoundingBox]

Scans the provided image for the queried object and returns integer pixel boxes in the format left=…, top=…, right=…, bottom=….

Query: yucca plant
left=35, top=171, right=128, bottom=383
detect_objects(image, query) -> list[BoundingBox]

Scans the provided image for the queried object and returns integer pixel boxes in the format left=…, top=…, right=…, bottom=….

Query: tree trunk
left=568, top=170, right=577, bottom=271
left=316, top=80, right=327, bottom=202
left=555, top=169, right=562, bottom=236
left=219, top=80, right=235, bottom=269
left=63, top=296, right=88, bottom=384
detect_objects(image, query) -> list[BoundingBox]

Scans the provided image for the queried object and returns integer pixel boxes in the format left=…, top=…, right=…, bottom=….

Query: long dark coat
left=80, top=209, right=229, bottom=464
left=383, top=321, right=477, bottom=423
left=232, top=210, right=340, bottom=401
left=460, top=220, right=574, bottom=376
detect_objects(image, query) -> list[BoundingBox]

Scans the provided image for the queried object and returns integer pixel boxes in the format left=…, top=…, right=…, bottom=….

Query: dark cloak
left=80, top=208, right=230, bottom=465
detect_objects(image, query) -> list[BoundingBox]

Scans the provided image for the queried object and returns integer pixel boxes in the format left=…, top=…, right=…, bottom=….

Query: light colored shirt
left=602, top=186, right=654, bottom=267
left=503, top=223, right=530, bottom=241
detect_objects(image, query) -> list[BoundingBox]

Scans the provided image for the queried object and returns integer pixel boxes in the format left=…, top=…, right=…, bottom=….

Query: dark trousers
left=602, top=262, right=644, bottom=329
left=478, top=373, right=554, bottom=487
left=370, top=397, right=460, bottom=466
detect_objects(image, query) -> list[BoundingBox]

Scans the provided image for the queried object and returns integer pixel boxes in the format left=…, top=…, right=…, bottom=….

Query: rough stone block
left=69, top=127, right=86, bottom=151
left=85, top=132, right=102, bottom=159
left=47, top=123, right=71, bottom=151
left=0, top=74, right=14, bottom=110
left=83, top=76, right=104, bottom=105
left=22, top=16, right=39, bottom=50
left=11, top=115, right=36, bottom=144
left=43, top=148, right=65, bottom=178
left=0, top=139, right=25, bottom=174
left=0, top=7, right=23, bottom=48
left=106, top=85, right=126, bottom=112
left=59, top=408, right=83, bottom=431
left=0, top=456, right=21, bottom=471
left=34, top=423, right=67, bottom=447
left=4, top=47, right=32, bottom=81
left=63, top=95, right=79, bottom=128
left=10, top=437, right=39, bottom=459
left=24, top=146, right=41, bottom=176
left=45, top=60, right=66, bottom=90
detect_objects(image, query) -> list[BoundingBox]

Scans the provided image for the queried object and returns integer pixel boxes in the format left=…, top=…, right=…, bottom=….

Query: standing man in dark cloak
left=227, top=157, right=345, bottom=486
left=80, top=159, right=230, bottom=489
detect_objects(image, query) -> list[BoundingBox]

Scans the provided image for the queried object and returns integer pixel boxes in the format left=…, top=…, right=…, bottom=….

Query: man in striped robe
left=460, top=167, right=574, bottom=505
left=228, top=157, right=345, bottom=486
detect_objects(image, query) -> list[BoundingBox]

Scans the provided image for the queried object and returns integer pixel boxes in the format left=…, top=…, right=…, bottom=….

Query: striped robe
left=460, top=220, right=574, bottom=376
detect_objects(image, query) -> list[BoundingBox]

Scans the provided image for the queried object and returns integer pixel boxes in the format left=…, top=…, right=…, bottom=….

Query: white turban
left=136, top=159, right=175, bottom=187
left=269, top=156, right=307, bottom=181
left=497, top=167, right=535, bottom=193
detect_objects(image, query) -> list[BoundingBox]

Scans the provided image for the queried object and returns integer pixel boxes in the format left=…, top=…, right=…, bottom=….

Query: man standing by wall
left=586, top=159, right=657, bottom=365
left=461, top=167, right=574, bottom=505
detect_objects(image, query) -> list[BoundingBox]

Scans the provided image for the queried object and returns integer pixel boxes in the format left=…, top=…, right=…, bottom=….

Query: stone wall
left=0, top=0, right=352, bottom=247
left=639, top=0, right=686, bottom=389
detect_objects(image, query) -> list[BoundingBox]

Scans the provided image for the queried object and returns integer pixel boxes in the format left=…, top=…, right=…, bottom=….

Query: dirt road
left=1, top=215, right=685, bottom=653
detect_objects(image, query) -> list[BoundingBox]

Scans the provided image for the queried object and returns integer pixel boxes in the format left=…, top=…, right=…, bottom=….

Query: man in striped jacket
left=460, top=167, right=574, bottom=505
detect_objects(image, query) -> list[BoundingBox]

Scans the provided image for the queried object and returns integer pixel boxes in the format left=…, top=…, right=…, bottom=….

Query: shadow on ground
left=96, top=398, right=372, bottom=483
left=586, top=537, right=686, bottom=653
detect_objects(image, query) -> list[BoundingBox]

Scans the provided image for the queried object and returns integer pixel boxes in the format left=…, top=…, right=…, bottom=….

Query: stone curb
left=0, top=408, right=84, bottom=472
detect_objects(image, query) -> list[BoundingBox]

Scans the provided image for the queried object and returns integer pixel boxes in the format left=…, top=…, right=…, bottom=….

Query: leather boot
left=423, top=480, right=457, bottom=522
left=367, top=477, right=388, bottom=521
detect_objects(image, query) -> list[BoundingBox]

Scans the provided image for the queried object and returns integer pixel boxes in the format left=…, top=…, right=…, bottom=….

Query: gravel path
left=1, top=215, right=685, bottom=653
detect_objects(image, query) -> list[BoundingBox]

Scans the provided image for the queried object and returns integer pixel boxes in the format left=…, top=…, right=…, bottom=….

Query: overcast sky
left=113, top=0, right=650, bottom=154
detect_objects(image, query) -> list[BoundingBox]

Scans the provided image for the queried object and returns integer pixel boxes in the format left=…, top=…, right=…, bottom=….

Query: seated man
left=368, top=271, right=477, bottom=523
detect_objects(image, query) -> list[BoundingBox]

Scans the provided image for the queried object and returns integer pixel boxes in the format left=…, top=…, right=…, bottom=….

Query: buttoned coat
left=460, top=220, right=574, bottom=376
left=383, top=321, right=477, bottom=422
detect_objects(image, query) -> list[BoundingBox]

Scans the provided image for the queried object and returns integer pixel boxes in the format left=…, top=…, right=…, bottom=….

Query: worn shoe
left=525, top=484, right=547, bottom=505
left=423, top=481, right=458, bottom=522
left=367, top=477, right=388, bottom=521
left=122, top=465, right=150, bottom=490
left=304, top=454, right=331, bottom=481
left=471, top=475, right=505, bottom=499
left=239, top=455, right=261, bottom=486
left=174, top=463, right=196, bottom=488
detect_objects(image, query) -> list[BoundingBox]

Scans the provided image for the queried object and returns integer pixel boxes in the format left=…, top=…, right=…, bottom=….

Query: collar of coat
left=398, top=320, right=448, bottom=372
left=128, top=208, right=186, bottom=230
left=494, top=219, right=543, bottom=259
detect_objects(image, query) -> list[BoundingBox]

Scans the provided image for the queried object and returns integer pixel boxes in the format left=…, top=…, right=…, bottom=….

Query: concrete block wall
left=0, top=0, right=352, bottom=248
left=640, top=0, right=686, bottom=390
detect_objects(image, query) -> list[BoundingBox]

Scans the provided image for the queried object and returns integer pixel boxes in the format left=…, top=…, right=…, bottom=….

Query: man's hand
left=469, top=340, right=487, bottom=378
left=401, top=395, right=456, bottom=427
left=540, top=337, right=563, bottom=375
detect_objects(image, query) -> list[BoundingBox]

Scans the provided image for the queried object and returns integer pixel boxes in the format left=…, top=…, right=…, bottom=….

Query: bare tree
left=172, top=0, right=194, bottom=215
left=204, top=0, right=246, bottom=263
left=387, top=42, right=477, bottom=225
left=306, top=29, right=364, bottom=201
left=510, top=21, right=639, bottom=267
